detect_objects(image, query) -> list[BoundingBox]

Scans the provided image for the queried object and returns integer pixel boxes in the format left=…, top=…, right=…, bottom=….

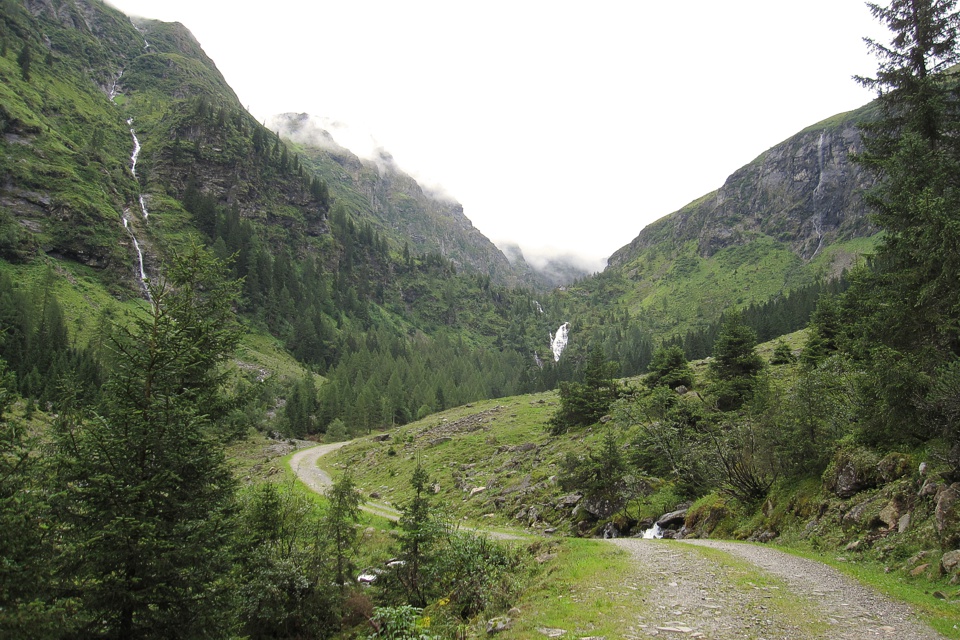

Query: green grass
left=496, top=538, right=640, bottom=639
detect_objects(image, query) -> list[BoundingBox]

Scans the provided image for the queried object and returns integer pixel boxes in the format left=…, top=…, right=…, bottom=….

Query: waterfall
left=642, top=523, right=663, bottom=539
left=534, top=300, right=544, bottom=314
left=120, top=116, right=151, bottom=299
left=122, top=213, right=150, bottom=299
left=128, top=120, right=141, bottom=178
left=551, top=322, right=569, bottom=362
left=108, top=69, right=123, bottom=102
left=813, top=130, right=826, bottom=198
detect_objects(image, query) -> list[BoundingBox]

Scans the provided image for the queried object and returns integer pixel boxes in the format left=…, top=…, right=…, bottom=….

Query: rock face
left=825, top=447, right=880, bottom=498
left=936, top=483, right=960, bottom=548
left=608, top=110, right=877, bottom=270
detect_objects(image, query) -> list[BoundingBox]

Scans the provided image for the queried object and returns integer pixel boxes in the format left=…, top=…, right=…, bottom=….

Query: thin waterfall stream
left=111, top=77, right=151, bottom=298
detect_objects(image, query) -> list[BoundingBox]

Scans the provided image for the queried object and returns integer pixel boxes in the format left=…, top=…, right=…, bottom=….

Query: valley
left=3, top=0, right=960, bottom=638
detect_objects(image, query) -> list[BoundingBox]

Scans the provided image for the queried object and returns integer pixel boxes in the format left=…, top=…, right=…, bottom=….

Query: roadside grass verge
left=496, top=538, right=641, bottom=639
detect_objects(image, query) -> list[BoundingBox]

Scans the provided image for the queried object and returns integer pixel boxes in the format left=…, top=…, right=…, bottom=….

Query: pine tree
left=548, top=347, right=619, bottom=433
left=323, top=472, right=362, bottom=590
left=393, top=463, right=441, bottom=607
left=856, top=0, right=960, bottom=338
left=646, top=344, right=694, bottom=389
left=52, top=245, right=242, bottom=637
left=843, top=0, right=960, bottom=452
left=709, top=313, right=764, bottom=411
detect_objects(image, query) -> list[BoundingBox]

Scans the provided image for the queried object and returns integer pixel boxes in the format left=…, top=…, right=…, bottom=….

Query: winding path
left=289, top=442, right=401, bottom=521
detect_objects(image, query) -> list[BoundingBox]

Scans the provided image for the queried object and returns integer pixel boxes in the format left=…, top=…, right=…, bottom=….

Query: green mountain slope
left=269, top=113, right=548, bottom=290
left=0, top=0, right=567, bottom=436
left=552, top=105, right=883, bottom=353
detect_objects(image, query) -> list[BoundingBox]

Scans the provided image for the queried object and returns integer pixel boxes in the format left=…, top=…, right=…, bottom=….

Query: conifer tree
left=52, top=245, right=242, bottom=637
left=16, top=42, right=29, bottom=81
left=709, top=313, right=764, bottom=411
left=323, top=472, right=362, bottom=590
left=843, top=0, right=960, bottom=450
left=392, top=463, right=441, bottom=607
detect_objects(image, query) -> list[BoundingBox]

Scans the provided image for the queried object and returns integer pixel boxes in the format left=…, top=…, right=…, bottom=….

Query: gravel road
left=288, top=442, right=402, bottom=521
left=610, top=538, right=949, bottom=639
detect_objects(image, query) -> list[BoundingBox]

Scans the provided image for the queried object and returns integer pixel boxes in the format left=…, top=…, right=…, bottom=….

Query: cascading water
left=116, top=111, right=151, bottom=299
left=813, top=130, right=826, bottom=198
left=642, top=523, right=663, bottom=539
left=108, top=70, right=123, bottom=101
left=123, top=214, right=149, bottom=298
left=128, top=119, right=141, bottom=178
left=550, top=322, right=570, bottom=362
left=534, top=301, right=544, bottom=314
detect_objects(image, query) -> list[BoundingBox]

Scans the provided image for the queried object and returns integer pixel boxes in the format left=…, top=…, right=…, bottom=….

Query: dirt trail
left=289, top=442, right=401, bottom=521
left=611, top=538, right=948, bottom=639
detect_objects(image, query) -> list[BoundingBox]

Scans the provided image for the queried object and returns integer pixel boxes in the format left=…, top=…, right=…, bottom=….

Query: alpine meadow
left=4, top=1, right=960, bottom=638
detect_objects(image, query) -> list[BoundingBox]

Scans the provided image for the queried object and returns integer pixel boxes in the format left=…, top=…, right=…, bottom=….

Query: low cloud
left=498, top=242, right=606, bottom=286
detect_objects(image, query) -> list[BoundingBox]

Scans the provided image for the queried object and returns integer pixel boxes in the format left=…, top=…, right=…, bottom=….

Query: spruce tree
left=16, top=42, right=29, bottom=81
left=709, top=313, right=764, bottom=411
left=855, top=0, right=960, bottom=339
left=844, top=0, right=960, bottom=450
left=323, top=472, right=362, bottom=590
left=52, top=245, right=242, bottom=637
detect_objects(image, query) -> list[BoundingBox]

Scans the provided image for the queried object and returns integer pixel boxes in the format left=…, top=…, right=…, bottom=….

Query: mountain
left=0, top=0, right=891, bottom=416
left=551, top=104, right=882, bottom=350
left=266, top=113, right=546, bottom=289
left=0, top=0, right=572, bottom=432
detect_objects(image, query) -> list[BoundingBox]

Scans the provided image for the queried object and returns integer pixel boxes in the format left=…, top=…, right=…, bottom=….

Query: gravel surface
left=611, top=538, right=948, bottom=639
left=289, top=442, right=401, bottom=521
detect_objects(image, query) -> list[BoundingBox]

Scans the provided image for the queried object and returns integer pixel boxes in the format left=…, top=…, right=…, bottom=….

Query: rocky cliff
left=609, top=106, right=879, bottom=273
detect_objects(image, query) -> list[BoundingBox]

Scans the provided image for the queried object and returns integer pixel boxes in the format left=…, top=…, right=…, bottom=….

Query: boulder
left=898, top=513, right=911, bottom=534
left=582, top=495, right=623, bottom=519
left=656, top=508, right=688, bottom=528
left=878, top=501, right=900, bottom=530
left=920, top=480, right=941, bottom=498
left=556, top=493, right=582, bottom=509
left=936, top=483, right=960, bottom=548
left=940, top=549, right=960, bottom=575
left=825, top=447, right=880, bottom=498
left=486, top=616, right=512, bottom=634
left=877, top=452, right=913, bottom=483
left=842, top=497, right=883, bottom=531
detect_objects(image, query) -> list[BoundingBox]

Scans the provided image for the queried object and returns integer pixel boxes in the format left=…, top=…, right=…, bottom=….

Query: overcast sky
left=107, top=0, right=888, bottom=271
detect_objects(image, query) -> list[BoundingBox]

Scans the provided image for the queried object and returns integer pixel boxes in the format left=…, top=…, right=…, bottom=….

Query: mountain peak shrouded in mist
left=268, top=113, right=595, bottom=289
